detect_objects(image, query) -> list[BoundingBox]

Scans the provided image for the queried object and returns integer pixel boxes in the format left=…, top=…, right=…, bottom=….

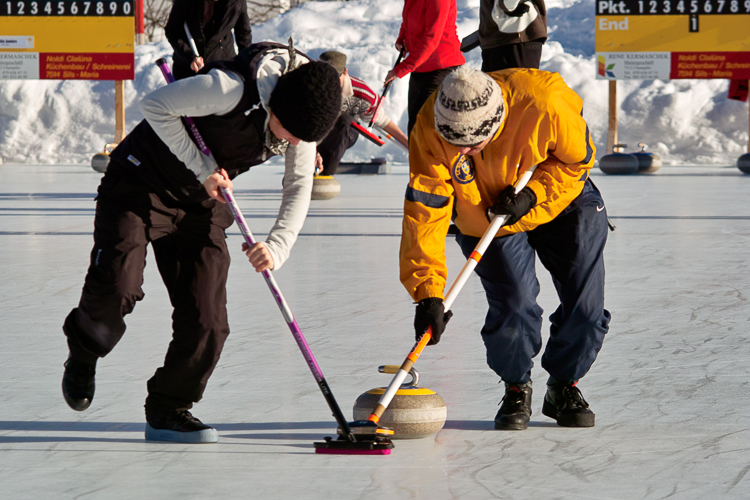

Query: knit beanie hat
left=269, top=60, right=342, bottom=143
left=434, top=66, right=505, bottom=146
left=319, top=50, right=347, bottom=75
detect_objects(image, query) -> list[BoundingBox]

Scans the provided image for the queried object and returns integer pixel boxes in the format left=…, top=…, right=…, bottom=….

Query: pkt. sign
left=595, top=0, right=750, bottom=79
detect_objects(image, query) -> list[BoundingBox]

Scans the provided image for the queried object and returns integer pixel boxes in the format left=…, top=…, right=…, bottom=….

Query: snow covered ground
left=0, top=0, right=748, bottom=166
left=1, top=161, right=749, bottom=499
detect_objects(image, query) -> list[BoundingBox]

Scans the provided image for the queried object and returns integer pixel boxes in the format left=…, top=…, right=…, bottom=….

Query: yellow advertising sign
left=0, top=17, right=133, bottom=53
left=0, top=1, right=134, bottom=80
left=595, top=0, right=750, bottom=79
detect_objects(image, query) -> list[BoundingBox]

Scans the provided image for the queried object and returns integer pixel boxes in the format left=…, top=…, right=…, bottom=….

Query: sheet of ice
left=0, top=0, right=748, bottom=166
left=0, top=163, right=748, bottom=498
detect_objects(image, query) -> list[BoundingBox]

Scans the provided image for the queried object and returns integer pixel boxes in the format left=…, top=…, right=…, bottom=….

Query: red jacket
left=395, top=0, right=466, bottom=78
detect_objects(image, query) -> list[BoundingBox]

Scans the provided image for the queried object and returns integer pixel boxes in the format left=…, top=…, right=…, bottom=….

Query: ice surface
left=1, top=0, right=748, bottom=166
left=0, top=163, right=748, bottom=499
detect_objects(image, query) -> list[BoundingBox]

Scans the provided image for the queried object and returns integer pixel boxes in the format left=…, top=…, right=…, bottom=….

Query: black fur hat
left=269, top=60, right=341, bottom=143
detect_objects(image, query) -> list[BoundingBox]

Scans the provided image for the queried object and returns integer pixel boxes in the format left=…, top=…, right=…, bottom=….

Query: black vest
left=110, top=42, right=298, bottom=204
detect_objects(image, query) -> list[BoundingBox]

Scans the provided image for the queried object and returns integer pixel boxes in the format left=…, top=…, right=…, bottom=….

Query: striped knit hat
left=434, top=66, right=505, bottom=146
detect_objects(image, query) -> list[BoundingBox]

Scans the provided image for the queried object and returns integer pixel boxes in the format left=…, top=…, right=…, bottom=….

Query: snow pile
left=0, top=0, right=747, bottom=165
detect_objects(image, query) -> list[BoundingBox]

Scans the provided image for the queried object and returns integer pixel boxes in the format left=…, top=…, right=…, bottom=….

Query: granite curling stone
left=91, top=143, right=117, bottom=173
left=599, top=144, right=639, bottom=175
left=353, top=366, right=447, bottom=439
left=311, top=175, right=341, bottom=200
left=632, top=143, right=662, bottom=173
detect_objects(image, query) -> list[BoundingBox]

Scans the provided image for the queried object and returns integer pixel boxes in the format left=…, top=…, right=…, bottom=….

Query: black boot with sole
left=494, top=382, right=533, bottom=431
left=542, top=378, right=595, bottom=427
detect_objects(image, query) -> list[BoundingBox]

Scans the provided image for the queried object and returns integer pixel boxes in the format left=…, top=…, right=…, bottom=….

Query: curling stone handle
left=378, top=365, right=419, bottom=387
left=612, top=143, right=627, bottom=153
left=638, top=142, right=648, bottom=152
left=379, top=365, right=400, bottom=374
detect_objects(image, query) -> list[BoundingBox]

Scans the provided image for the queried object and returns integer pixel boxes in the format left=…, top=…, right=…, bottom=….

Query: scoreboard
left=595, top=0, right=750, bottom=79
left=0, top=0, right=134, bottom=80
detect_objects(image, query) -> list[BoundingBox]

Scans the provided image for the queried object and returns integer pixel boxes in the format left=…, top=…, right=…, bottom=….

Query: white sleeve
left=373, top=108, right=392, bottom=129
left=263, top=141, right=316, bottom=270
left=139, top=69, right=244, bottom=183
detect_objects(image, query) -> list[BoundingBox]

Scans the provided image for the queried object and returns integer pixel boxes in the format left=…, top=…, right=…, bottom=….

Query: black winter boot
left=494, top=382, right=532, bottom=430
left=145, top=405, right=218, bottom=443
left=62, top=356, right=96, bottom=411
left=542, top=378, right=595, bottom=427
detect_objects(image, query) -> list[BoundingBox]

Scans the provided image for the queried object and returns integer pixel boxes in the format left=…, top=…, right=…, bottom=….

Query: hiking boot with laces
left=494, top=382, right=532, bottom=430
left=145, top=407, right=219, bottom=443
left=62, top=356, right=96, bottom=411
left=542, top=378, right=595, bottom=427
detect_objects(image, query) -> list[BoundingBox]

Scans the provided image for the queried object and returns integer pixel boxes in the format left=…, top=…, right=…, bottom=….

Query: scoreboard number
left=1, top=0, right=133, bottom=16
left=597, top=0, right=750, bottom=14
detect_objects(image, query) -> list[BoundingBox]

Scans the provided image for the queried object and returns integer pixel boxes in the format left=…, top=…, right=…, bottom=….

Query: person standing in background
left=384, top=0, right=466, bottom=135
left=316, top=50, right=409, bottom=176
left=165, top=0, right=253, bottom=80
left=479, top=0, right=547, bottom=72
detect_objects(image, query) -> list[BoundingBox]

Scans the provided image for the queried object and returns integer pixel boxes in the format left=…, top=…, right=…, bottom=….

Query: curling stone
left=632, top=142, right=661, bottom=173
left=353, top=366, right=446, bottom=439
left=311, top=175, right=341, bottom=200
left=598, top=144, right=639, bottom=175
left=738, top=153, right=750, bottom=174
left=91, top=143, right=117, bottom=173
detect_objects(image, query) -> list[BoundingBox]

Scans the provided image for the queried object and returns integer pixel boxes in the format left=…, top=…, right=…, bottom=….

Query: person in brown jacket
left=165, top=0, right=253, bottom=80
left=478, top=0, right=547, bottom=72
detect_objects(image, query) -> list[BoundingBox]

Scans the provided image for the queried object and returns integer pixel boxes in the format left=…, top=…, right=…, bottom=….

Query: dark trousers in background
left=407, top=66, right=460, bottom=136
left=318, top=113, right=359, bottom=176
left=63, top=163, right=235, bottom=411
left=481, top=41, right=544, bottom=73
left=455, top=180, right=611, bottom=385
left=172, top=61, right=197, bottom=81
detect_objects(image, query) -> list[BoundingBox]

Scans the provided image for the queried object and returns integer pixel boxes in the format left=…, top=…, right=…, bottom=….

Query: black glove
left=507, top=1, right=531, bottom=17
left=487, top=186, right=537, bottom=226
left=414, top=298, right=453, bottom=345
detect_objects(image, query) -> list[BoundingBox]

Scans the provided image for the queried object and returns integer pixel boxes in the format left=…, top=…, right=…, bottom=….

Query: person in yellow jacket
left=401, top=66, right=610, bottom=430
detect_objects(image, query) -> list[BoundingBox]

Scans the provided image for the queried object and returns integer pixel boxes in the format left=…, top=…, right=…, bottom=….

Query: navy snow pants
left=456, top=180, right=611, bottom=384
left=318, top=113, right=359, bottom=176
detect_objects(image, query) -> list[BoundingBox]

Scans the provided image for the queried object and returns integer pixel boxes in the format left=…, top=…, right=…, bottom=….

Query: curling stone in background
left=91, top=143, right=117, bottom=173
left=353, top=366, right=446, bottom=439
left=311, top=175, right=341, bottom=200
left=738, top=152, right=750, bottom=174
left=598, top=144, right=639, bottom=175
left=632, top=142, right=662, bottom=173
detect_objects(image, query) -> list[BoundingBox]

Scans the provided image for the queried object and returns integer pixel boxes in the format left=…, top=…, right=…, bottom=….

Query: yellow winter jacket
left=400, top=68, right=596, bottom=302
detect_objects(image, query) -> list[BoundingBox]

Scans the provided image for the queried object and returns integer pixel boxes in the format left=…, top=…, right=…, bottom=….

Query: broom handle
left=184, top=22, right=200, bottom=59
left=366, top=164, right=538, bottom=424
left=155, top=58, right=356, bottom=441
left=366, top=48, right=405, bottom=131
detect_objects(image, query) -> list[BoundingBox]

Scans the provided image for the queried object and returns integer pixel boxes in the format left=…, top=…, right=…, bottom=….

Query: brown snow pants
left=63, top=163, right=235, bottom=411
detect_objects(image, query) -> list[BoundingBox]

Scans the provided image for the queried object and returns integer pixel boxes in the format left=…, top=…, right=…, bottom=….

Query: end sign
left=595, top=0, right=750, bottom=79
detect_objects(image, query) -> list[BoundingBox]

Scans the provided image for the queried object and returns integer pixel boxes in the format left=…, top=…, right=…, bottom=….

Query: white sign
left=596, top=52, right=671, bottom=80
left=0, top=36, right=34, bottom=49
left=0, top=53, right=40, bottom=79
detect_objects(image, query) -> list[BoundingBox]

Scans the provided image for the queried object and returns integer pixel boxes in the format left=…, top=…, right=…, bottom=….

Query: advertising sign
left=0, top=1, right=134, bottom=80
left=595, top=0, right=750, bottom=79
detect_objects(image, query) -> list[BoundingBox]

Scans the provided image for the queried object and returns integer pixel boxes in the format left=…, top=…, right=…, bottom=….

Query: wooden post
left=606, top=80, right=618, bottom=154
left=114, top=80, right=126, bottom=143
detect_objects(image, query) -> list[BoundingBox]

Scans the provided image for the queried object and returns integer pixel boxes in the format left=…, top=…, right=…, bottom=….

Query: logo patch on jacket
left=452, top=155, right=475, bottom=185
